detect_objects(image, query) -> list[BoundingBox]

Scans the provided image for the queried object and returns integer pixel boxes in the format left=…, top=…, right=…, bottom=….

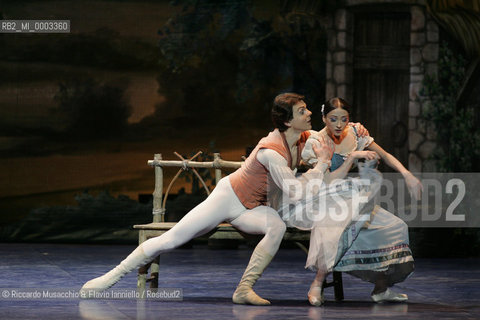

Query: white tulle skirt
left=278, top=162, right=414, bottom=285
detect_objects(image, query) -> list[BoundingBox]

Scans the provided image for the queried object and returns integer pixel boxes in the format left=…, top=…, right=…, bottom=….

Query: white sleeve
left=357, top=135, right=374, bottom=151
left=301, top=130, right=329, bottom=166
left=301, top=137, right=321, bottom=165
left=257, top=148, right=329, bottom=201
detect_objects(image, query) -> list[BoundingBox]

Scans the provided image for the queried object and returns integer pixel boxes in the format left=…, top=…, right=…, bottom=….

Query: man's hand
left=312, top=135, right=334, bottom=163
left=349, top=122, right=369, bottom=137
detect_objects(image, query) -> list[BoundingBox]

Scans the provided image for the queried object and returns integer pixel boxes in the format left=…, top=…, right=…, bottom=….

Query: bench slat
left=133, top=222, right=311, bottom=241
left=133, top=222, right=236, bottom=230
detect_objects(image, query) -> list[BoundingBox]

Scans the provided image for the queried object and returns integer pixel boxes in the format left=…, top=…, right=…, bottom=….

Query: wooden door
left=353, top=11, right=410, bottom=170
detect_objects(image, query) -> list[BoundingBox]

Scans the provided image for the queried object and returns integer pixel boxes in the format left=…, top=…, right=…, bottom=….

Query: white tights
left=142, top=176, right=287, bottom=257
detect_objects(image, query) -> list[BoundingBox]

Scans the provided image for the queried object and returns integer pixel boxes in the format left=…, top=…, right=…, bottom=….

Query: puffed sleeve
left=301, top=131, right=328, bottom=165
left=356, top=134, right=374, bottom=151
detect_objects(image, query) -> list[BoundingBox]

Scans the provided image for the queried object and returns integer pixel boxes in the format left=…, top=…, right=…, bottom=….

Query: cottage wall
left=326, top=1, right=439, bottom=171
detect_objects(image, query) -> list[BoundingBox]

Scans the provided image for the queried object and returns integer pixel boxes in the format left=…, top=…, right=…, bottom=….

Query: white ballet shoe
left=307, top=286, right=324, bottom=306
left=371, top=288, right=408, bottom=303
left=80, top=245, right=152, bottom=297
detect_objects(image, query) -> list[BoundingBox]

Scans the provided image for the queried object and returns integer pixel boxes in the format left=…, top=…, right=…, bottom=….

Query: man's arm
left=257, top=148, right=330, bottom=201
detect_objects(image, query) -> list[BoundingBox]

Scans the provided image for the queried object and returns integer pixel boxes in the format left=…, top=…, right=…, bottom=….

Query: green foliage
left=426, top=0, right=480, bottom=59
left=0, top=29, right=158, bottom=71
left=54, top=78, right=132, bottom=139
left=420, top=42, right=480, bottom=171
left=6, top=190, right=152, bottom=243
left=153, top=0, right=327, bottom=127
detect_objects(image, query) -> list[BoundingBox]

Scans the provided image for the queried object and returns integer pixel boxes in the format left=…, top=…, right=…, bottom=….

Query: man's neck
left=283, top=128, right=303, bottom=148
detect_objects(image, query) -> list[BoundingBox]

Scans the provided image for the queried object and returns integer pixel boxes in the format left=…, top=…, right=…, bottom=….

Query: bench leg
left=137, top=263, right=149, bottom=291
left=137, top=230, right=150, bottom=291
left=333, top=271, right=344, bottom=301
left=149, top=256, right=160, bottom=289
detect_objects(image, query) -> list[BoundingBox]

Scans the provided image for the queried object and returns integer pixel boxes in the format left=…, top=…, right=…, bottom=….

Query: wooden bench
left=133, top=152, right=344, bottom=301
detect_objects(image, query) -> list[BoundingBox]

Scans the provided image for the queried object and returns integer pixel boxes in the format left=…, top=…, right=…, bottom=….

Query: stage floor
left=0, top=243, right=479, bottom=319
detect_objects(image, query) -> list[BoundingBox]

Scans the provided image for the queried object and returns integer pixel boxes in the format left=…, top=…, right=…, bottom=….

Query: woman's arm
left=367, top=142, right=423, bottom=200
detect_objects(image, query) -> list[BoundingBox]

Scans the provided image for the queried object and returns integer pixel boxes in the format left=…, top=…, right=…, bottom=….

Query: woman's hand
left=351, top=150, right=379, bottom=160
left=312, top=136, right=334, bottom=163
left=404, top=172, right=423, bottom=200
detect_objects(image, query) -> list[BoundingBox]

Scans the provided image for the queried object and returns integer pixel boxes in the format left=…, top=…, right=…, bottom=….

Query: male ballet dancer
left=81, top=93, right=364, bottom=305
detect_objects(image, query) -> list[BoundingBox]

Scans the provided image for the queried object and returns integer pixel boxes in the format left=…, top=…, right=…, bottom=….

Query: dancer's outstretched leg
left=230, top=206, right=286, bottom=305
left=80, top=177, right=245, bottom=294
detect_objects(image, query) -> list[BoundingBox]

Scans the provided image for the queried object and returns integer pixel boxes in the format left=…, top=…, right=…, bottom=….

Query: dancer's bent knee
left=258, top=221, right=286, bottom=255
left=266, top=220, right=287, bottom=243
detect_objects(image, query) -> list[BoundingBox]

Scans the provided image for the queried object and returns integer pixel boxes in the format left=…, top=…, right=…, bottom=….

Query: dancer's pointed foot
left=79, top=245, right=151, bottom=298
left=232, top=286, right=271, bottom=306
left=307, top=285, right=324, bottom=306
left=79, top=268, right=124, bottom=297
left=371, top=288, right=408, bottom=303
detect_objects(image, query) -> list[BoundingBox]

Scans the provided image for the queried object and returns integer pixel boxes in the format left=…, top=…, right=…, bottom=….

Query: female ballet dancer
left=80, top=93, right=338, bottom=305
left=288, top=97, right=422, bottom=306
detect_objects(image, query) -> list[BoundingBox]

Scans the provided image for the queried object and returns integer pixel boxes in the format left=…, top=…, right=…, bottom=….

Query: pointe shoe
left=371, top=288, right=408, bottom=303
left=307, top=286, right=324, bottom=306
left=232, top=246, right=272, bottom=306
left=80, top=245, right=152, bottom=297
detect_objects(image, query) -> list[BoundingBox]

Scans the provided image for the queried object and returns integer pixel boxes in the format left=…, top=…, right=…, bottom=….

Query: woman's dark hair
left=322, top=97, right=352, bottom=117
left=271, top=92, right=305, bottom=132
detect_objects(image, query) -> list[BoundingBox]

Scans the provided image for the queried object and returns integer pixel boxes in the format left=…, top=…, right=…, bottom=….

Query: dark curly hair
left=271, top=93, right=305, bottom=132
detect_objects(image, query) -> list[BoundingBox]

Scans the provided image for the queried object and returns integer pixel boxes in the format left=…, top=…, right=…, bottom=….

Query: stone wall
left=408, top=5, right=439, bottom=172
left=326, top=2, right=439, bottom=172
left=325, top=9, right=354, bottom=103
